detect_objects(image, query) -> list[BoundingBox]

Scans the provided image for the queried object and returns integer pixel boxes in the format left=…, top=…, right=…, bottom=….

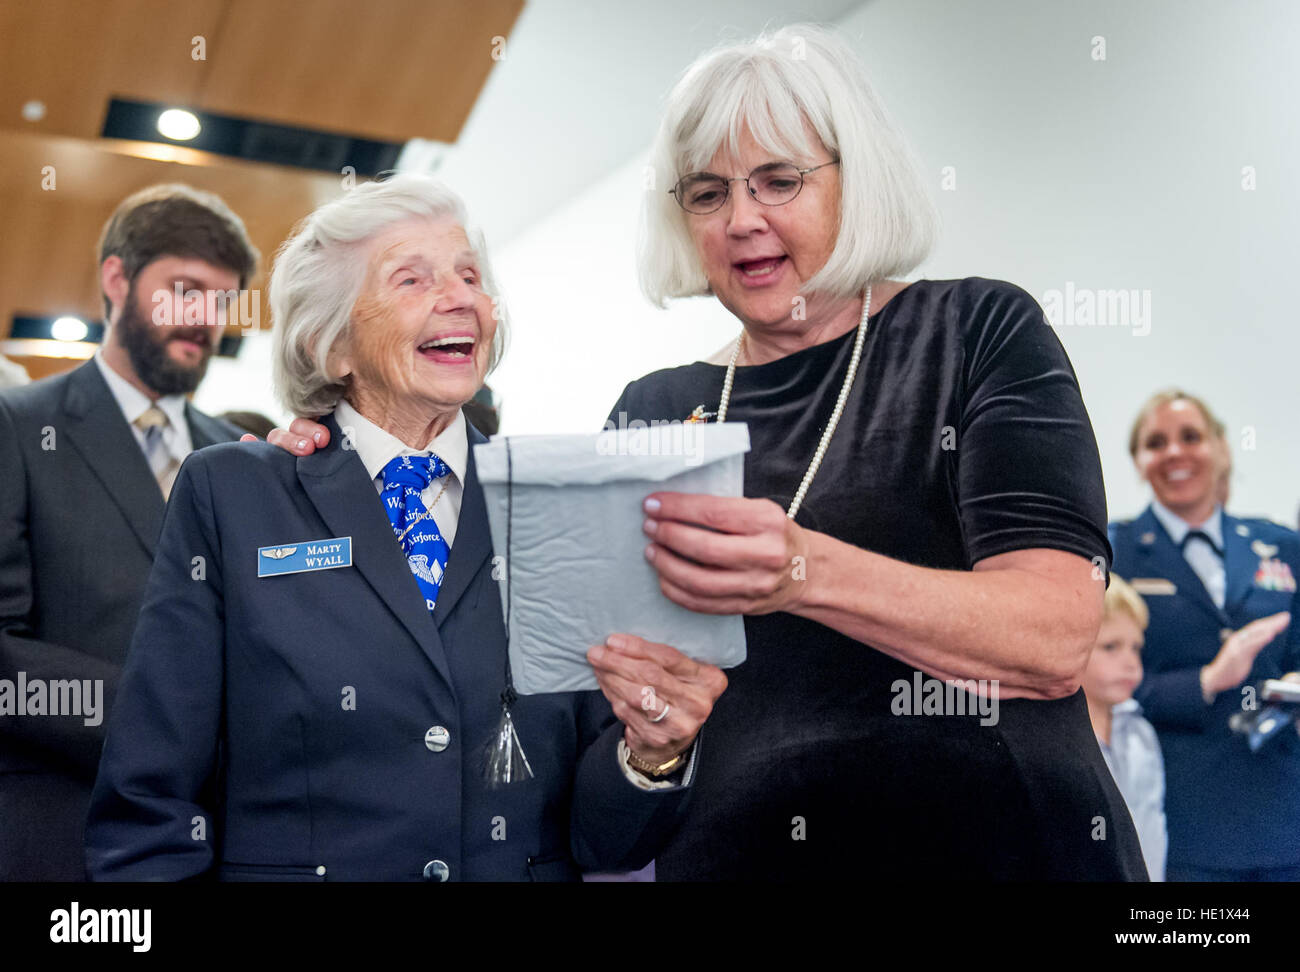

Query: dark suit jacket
left=86, top=413, right=693, bottom=881
left=1110, top=506, right=1300, bottom=870
left=0, top=359, right=239, bottom=880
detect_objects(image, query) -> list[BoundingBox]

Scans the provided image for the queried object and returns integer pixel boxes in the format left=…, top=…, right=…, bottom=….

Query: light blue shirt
left=93, top=349, right=192, bottom=464
left=1099, top=699, right=1168, bottom=881
left=1151, top=498, right=1226, bottom=609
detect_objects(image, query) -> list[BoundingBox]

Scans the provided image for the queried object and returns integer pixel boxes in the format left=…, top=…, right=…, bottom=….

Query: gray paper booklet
left=473, top=422, right=751, bottom=694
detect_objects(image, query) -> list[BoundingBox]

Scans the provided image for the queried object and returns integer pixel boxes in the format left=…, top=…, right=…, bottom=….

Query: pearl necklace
left=716, top=286, right=872, bottom=520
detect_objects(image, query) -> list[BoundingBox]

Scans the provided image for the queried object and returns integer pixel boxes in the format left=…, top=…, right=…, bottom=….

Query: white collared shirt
left=93, top=349, right=194, bottom=463
left=333, top=400, right=467, bottom=548
left=1151, top=498, right=1226, bottom=609
left=1098, top=699, right=1167, bottom=881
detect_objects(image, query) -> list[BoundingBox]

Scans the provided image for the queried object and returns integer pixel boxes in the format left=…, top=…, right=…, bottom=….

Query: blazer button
left=425, top=726, right=450, bottom=752
left=423, top=859, right=450, bottom=882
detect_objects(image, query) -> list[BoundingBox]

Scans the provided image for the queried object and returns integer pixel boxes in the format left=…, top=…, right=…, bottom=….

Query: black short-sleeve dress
left=608, top=277, right=1148, bottom=881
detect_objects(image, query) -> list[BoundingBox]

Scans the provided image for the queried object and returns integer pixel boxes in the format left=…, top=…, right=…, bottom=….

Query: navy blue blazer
left=86, top=413, right=693, bottom=881
left=1109, top=506, right=1300, bottom=870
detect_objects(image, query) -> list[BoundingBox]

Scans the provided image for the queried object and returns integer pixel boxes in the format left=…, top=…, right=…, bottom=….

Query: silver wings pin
left=408, top=553, right=444, bottom=586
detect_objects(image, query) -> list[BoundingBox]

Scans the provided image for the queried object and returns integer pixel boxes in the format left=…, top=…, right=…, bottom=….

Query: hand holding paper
left=473, top=422, right=750, bottom=695
left=587, top=633, right=727, bottom=764
left=641, top=491, right=811, bottom=616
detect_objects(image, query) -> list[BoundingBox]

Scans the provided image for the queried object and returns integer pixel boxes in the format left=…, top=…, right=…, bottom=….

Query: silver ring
left=649, top=702, right=671, bottom=724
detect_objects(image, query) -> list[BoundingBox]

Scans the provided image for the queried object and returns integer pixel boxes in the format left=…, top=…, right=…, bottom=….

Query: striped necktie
left=380, top=454, right=451, bottom=612
left=134, top=406, right=181, bottom=499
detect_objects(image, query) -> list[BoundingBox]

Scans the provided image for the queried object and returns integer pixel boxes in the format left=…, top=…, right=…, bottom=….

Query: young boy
left=1083, top=575, right=1168, bottom=881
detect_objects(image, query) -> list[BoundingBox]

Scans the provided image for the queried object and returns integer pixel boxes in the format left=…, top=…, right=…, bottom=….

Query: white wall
left=192, top=328, right=288, bottom=427
left=434, top=0, right=864, bottom=245
left=490, top=151, right=738, bottom=435
left=489, top=0, right=1300, bottom=527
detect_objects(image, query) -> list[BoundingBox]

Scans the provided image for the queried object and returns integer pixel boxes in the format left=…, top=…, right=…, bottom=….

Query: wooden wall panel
left=0, top=0, right=522, bottom=371
left=0, top=0, right=522, bottom=143
left=0, top=130, right=338, bottom=340
left=0, top=0, right=225, bottom=139
left=198, top=0, right=523, bottom=141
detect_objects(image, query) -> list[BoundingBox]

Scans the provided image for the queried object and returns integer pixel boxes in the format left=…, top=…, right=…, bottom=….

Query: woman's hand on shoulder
left=240, top=417, right=331, bottom=455
left=640, top=492, right=811, bottom=615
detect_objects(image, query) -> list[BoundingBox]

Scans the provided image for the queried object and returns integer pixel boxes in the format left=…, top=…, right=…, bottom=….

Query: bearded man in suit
left=0, top=183, right=258, bottom=880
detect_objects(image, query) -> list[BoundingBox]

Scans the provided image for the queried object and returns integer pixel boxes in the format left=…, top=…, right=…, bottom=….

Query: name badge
left=1130, top=577, right=1177, bottom=596
left=257, top=537, right=353, bottom=577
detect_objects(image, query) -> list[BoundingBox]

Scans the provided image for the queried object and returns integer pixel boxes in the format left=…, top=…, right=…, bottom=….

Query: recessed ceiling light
left=21, top=100, right=46, bottom=122
left=51, top=317, right=89, bottom=342
left=105, top=98, right=402, bottom=176
left=157, top=108, right=201, bottom=141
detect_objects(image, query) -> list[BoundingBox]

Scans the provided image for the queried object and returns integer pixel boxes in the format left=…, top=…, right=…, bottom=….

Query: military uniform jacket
left=1110, top=506, right=1300, bottom=870
left=86, top=414, right=693, bottom=881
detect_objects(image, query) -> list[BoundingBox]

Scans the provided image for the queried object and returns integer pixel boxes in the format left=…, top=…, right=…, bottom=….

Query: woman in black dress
left=617, top=23, right=1147, bottom=880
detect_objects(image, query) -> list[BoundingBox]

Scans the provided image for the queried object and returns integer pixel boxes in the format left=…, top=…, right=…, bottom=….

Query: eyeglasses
left=668, top=159, right=840, bottom=215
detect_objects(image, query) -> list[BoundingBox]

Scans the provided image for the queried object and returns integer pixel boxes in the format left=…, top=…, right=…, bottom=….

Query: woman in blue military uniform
left=86, top=176, right=726, bottom=881
left=1110, top=390, right=1300, bottom=881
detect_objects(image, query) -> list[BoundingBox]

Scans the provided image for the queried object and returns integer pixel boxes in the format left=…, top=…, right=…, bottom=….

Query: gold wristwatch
left=626, top=746, right=689, bottom=778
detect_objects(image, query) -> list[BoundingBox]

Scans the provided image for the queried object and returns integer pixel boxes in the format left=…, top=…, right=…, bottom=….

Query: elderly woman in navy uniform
left=1109, top=389, right=1300, bottom=881
left=85, top=175, right=726, bottom=881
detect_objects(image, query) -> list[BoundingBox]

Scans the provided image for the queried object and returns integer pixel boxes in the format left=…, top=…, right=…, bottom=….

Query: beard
left=115, top=280, right=216, bottom=396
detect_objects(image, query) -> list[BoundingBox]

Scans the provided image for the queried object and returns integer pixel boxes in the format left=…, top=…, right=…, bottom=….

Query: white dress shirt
left=1151, top=498, right=1226, bottom=609
left=333, top=400, right=466, bottom=548
left=93, top=349, right=193, bottom=464
left=1098, top=699, right=1168, bottom=881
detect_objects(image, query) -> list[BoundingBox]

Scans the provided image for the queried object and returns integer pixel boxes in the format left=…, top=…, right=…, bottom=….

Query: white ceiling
left=427, top=0, right=868, bottom=247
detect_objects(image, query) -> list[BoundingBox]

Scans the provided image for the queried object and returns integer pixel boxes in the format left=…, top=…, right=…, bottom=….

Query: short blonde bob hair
left=1103, top=575, right=1150, bottom=631
left=639, top=23, right=938, bottom=307
left=1127, top=388, right=1225, bottom=458
left=271, top=174, right=507, bottom=417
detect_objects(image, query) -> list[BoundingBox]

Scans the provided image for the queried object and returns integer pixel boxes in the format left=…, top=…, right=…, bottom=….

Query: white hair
left=270, top=174, right=508, bottom=417
left=639, top=23, right=939, bottom=307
